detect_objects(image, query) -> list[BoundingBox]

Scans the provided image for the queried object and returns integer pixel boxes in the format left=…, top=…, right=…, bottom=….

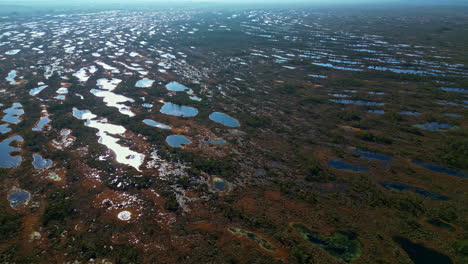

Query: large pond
left=209, top=112, right=240, bottom=127
left=32, top=154, right=53, bottom=169
left=0, top=136, right=23, bottom=168
left=393, top=236, right=453, bottom=264
left=2, top=103, right=24, bottom=124
left=160, top=102, right=198, bottom=117
left=90, top=89, right=135, bottom=117
left=166, top=135, right=191, bottom=148
left=327, top=159, right=368, bottom=172
left=73, top=109, right=145, bottom=171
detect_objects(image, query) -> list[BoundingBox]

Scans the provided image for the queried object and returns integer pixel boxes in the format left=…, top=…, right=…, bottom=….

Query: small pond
left=411, top=160, right=467, bottom=178
left=32, top=154, right=53, bottom=169
left=135, top=78, right=155, bottom=88
left=379, top=181, right=449, bottom=201
left=353, top=149, right=393, bottom=162
left=32, top=116, right=50, bottom=131
left=7, top=187, right=31, bottom=209
left=209, top=112, right=240, bottom=127
left=414, top=122, right=457, bottom=131
left=6, top=70, right=17, bottom=85
left=166, top=81, right=189, bottom=92
left=29, top=85, right=48, bottom=96
left=327, top=159, right=368, bottom=172
left=330, top=99, right=384, bottom=106
left=160, top=102, right=198, bottom=117
left=2, top=103, right=24, bottom=124
left=166, top=135, right=191, bottom=148
left=143, top=119, right=171, bottom=130
left=0, top=136, right=23, bottom=168
left=426, top=218, right=455, bottom=232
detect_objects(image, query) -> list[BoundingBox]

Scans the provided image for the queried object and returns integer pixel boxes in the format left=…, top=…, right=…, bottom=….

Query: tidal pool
left=209, top=112, right=240, bottom=127
left=414, top=122, right=457, bottom=131
left=160, top=102, right=198, bottom=117
left=29, top=85, right=48, bottom=96
left=379, top=181, right=449, bottom=201
left=7, top=187, right=31, bottom=209
left=393, top=236, right=453, bottom=264
left=0, top=136, right=23, bottom=168
left=32, top=154, right=53, bottom=169
left=327, top=159, right=368, bottom=172
left=291, top=223, right=362, bottom=263
left=135, top=78, right=155, bottom=88
left=411, top=160, right=467, bottom=178
left=6, top=70, right=17, bottom=85
left=143, top=119, right=171, bottom=130
left=166, top=135, right=191, bottom=148
left=330, top=99, right=384, bottom=106
left=32, top=116, right=50, bottom=131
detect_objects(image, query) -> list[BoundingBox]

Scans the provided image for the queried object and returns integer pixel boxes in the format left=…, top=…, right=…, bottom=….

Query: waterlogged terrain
left=0, top=4, right=466, bottom=264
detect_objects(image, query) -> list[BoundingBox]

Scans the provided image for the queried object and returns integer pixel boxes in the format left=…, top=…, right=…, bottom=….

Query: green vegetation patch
left=291, top=222, right=362, bottom=263
left=228, top=227, right=278, bottom=252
